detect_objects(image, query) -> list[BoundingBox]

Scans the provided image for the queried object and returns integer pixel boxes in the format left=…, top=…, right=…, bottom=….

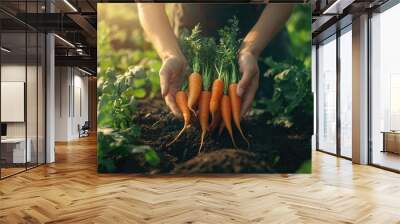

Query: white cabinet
left=1, top=138, right=32, bottom=163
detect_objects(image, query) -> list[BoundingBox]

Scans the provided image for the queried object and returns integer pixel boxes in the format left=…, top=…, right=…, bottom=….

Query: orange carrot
left=209, top=78, right=224, bottom=125
left=209, top=109, right=221, bottom=132
left=187, top=72, right=202, bottom=113
left=167, top=91, right=191, bottom=146
left=198, top=91, right=211, bottom=152
left=220, top=95, right=238, bottom=148
left=228, top=83, right=250, bottom=148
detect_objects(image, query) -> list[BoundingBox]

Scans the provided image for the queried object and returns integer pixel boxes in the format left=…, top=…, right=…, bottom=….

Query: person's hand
left=237, top=51, right=260, bottom=117
left=159, top=55, right=186, bottom=117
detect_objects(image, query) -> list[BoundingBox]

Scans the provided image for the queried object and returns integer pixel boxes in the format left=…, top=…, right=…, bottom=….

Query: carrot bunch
left=167, top=18, right=250, bottom=152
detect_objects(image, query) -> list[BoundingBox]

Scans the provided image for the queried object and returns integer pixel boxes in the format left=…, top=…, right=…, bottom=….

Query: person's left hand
left=237, top=51, right=260, bottom=117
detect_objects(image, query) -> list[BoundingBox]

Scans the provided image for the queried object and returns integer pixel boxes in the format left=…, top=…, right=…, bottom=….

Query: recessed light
left=322, top=0, right=354, bottom=15
left=1, top=47, right=11, bottom=53
left=63, top=0, right=78, bottom=12
left=78, top=67, right=93, bottom=76
left=54, top=34, right=75, bottom=48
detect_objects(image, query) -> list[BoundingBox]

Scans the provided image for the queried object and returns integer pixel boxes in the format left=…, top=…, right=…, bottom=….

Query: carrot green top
left=215, top=16, right=241, bottom=85
left=188, top=24, right=202, bottom=74
left=223, top=72, right=230, bottom=95
left=178, top=24, right=202, bottom=74
left=200, top=37, right=216, bottom=91
left=230, top=61, right=239, bottom=84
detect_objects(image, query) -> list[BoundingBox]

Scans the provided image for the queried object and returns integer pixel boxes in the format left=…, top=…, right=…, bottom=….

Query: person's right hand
left=159, top=56, right=186, bottom=117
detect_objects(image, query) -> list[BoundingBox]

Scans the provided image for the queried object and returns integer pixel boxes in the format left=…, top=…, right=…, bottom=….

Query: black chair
left=79, top=121, right=90, bottom=138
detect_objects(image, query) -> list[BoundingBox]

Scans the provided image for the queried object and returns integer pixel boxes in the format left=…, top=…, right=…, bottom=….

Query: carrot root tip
left=230, top=134, right=238, bottom=149
left=199, top=132, right=206, bottom=154
left=238, top=128, right=250, bottom=149
left=189, top=106, right=196, bottom=115
left=166, top=126, right=187, bottom=147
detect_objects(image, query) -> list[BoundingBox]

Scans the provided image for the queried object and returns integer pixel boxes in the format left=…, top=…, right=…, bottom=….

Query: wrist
left=238, top=48, right=259, bottom=60
left=239, top=34, right=263, bottom=58
left=161, top=52, right=185, bottom=63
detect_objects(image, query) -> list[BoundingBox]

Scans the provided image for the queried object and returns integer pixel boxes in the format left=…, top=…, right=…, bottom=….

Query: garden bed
left=113, top=98, right=311, bottom=174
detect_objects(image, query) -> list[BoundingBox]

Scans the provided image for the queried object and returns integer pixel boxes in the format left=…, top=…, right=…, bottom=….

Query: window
left=370, top=3, right=400, bottom=171
left=339, top=27, right=352, bottom=158
left=317, top=35, right=337, bottom=154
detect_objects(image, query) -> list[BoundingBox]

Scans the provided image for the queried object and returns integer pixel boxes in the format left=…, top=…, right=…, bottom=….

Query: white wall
left=55, top=66, right=69, bottom=141
left=72, top=73, right=89, bottom=138
left=1, top=64, right=46, bottom=164
left=54, top=67, right=89, bottom=141
left=1, top=65, right=26, bottom=138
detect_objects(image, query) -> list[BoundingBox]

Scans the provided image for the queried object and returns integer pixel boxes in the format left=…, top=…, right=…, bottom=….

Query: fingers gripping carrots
left=167, top=89, right=191, bottom=147
left=167, top=17, right=250, bottom=152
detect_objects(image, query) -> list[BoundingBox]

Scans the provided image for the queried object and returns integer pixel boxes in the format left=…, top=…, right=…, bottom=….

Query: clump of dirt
left=132, top=98, right=311, bottom=174
left=172, top=149, right=274, bottom=174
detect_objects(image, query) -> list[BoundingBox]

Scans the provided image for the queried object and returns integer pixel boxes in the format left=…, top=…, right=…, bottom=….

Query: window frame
left=315, top=22, right=353, bottom=161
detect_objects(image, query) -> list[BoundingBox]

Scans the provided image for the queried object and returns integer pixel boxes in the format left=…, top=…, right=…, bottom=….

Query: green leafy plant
left=256, top=58, right=313, bottom=134
left=296, top=160, right=311, bottom=173
left=98, top=21, right=162, bottom=172
left=97, top=129, right=159, bottom=172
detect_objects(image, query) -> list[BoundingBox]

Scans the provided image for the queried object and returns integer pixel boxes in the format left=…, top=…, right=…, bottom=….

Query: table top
left=381, top=131, right=400, bottom=134
left=1, top=138, right=31, bottom=143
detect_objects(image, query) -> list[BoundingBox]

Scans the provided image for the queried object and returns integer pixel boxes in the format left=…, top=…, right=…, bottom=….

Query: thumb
left=159, top=65, right=170, bottom=97
left=237, top=71, right=253, bottom=97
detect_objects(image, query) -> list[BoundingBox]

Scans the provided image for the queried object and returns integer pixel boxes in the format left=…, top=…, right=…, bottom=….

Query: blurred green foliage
left=258, top=58, right=313, bottom=133
left=97, top=8, right=162, bottom=172
left=256, top=5, right=312, bottom=136
left=296, top=160, right=312, bottom=173
left=286, top=5, right=312, bottom=70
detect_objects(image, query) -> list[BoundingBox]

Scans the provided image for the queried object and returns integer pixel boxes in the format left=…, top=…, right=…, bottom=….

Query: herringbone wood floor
left=1, top=135, right=400, bottom=224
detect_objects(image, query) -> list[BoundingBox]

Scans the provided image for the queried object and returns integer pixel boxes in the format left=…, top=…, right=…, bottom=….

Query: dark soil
left=130, top=98, right=311, bottom=174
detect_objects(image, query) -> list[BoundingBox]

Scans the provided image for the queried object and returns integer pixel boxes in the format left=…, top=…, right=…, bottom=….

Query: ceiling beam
left=67, top=13, right=96, bottom=38
left=55, top=55, right=96, bottom=71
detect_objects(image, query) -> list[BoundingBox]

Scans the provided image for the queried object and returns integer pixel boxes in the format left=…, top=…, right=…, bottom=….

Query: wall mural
left=97, top=3, right=312, bottom=174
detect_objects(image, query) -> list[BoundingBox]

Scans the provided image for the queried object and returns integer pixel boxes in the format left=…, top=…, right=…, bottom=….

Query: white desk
left=1, top=138, right=31, bottom=163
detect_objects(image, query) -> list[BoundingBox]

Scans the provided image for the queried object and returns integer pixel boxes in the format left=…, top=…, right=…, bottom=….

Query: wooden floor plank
left=0, top=135, right=399, bottom=223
